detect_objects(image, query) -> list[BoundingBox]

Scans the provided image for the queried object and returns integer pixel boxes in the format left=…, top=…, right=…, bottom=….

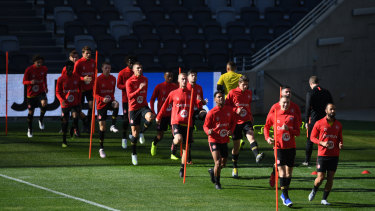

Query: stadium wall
left=246, top=0, right=375, bottom=113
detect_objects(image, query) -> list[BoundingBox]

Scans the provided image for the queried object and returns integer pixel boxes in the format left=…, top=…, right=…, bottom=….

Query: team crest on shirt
left=336, top=125, right=339, bottom=129
left=67, top=95, right=75, bottom=102
left=137, top=96, right=143, bottom=103
left=167, top=104, right=172, bottom=111
left=248, top=95, right=251, bottom=99
left=220, top=129, right=228, bottom=137
left=282, top=133, right=290, bottom=141
left=240, top=109, right=247, bottom=117
left=327, top=140, right=334, bottom=149
left=32, top=85, right=39, bottom=92
left=162, top=91, right=166, bottom=95
left=111, top=81, right=114, bottom=85
left=105, top=95, right=112, bottom=101
left=290, top=117, right=294, bottom=120
left=180, top=109, right=188, bottom=118
left=291, top=109, right=294, bottom=113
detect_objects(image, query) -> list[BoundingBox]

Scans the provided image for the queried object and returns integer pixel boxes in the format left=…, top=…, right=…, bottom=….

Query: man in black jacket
left=303, top=76, right=333, bottom=166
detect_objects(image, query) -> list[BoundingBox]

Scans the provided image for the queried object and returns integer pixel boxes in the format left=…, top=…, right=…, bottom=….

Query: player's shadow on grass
left=330, top=202, right=375, bottom=208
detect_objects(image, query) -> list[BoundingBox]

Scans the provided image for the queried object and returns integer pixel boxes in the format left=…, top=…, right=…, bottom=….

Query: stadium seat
left=0, top=24, right=8, bottom=35
left=118, top=35, right=139, bottom=52
left=203, top=21, right=223, bottom=39
left=184, top=34, right=206, bottom=52
left=251, top=21, right=271, bottom=39
left=183, top=0, right=206, bottom=11
left=182, top=48, right=208, bottom=70
left=110, top=21, right=131, bottom=41
left=192, top=7, right=213, bottom=24
left=158, top=48, right=181, bottom=70
left=0, top=36, right=20, bottom=52
left=302, top=0, right=322, bottom=10
left=155, top=20, right=178, bottom=38
left=74, top=35, right=97, bottom=52
left=206, top=48, right=229, bottom=70
left=207, top=0, right=227, bottom=13
left=134, top=49, right=161, bottom=72
left=207, top=34, right=229, bottom=50
left=231, top=0, right=252, bottom=14
left=90, top=0, right=111, bottom=11
left=216, top=7, right=237, bottom=27
left=240, top=7, right=260, bottom=26
left=265, top=7, right=286, bottom=23
left=226, top=21, right=248, bottom=39
left=231, top=35, right=253, bottom=54
left=87, top=21, right=109, bottom=40
left=143, top=7, right=165, bottom=25
left=159, top=0, right=182, bottom=12
left=254, top=35, right=273, bottom=50
left=9, top=52, right=30, bottom=72
left=113, top=0, right=134, bottom=9
left=76, top=7, right=98, bottom=25
left=272, top=21, right=291, bottom=37
left=120, top=7, right=144, bottom=26
left=253, top=0, right=275, bottom=13
left=96, top=35, right=117, bottom=56
left=179, top=21, right=200, bottom=37
left=277, top=0, right=301, bottom=10
left=99, top=7, right=121, bottom=23
left=67, top=0, right=88, bottom=10
left=289, top=7, right=308, bottom=25
left=140, top=34, right=161, bottom=54
left=136, top=0, right=157, bottom=11
left=64, top=21, right=85, bottom=47
left=54, top=7, right=75, bottom=33
left=161, top=34, right=183, bottom=53
left=109, top=49, right=129, bottom=70
left=44, top=0, right=65, bottom=18
left=169, top=7, right=190, bottom=25
left=133, top=20, right=154, bottom=38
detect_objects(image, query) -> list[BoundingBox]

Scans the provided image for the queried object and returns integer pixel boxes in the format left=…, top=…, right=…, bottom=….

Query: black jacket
left=305, top=85, right=333, bottom=123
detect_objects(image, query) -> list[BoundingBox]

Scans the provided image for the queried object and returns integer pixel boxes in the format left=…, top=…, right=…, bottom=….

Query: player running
left=22, top=55, right=48, bottom=138
left=225, top=75, right=264, bottom=178
left=117, top=55, right=137, bottom=149
left=149, top=71, right=178, bottom=156
left=308, top=103, right=343, bottom=206
left=56, top=61, right=82, bottom=147
left=95, top=62, right=119, bottom=158
left=204, top=91, right=236, bottom=189
left=126, top=62, right=155, bottom=165
left=156, top=73, right=199, bottom=177
left=264, top=96, right=301, bottom=207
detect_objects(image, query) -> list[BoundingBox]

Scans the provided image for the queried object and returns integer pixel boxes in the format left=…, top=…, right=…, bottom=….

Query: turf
left=0, top=117, right=374, bottom=210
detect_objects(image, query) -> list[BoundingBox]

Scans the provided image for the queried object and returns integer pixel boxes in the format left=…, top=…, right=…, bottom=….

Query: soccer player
left=156, top=73, right=198, bottom=177
left=308, top=103, right=343, bottom=206
left=61, top=49, right=79, bottom=76
left=185, top=69, right=207, bottom=164
left=303, top=76, right=333, bottom=166
left=95, top=62, right=119, bottom=158
left=22, top=55, right=48, bottom=138
left=126, top=62, right=155, bottom=165
left=225, top=75, right=264, bottom=178
left=73, top=46, right=96, bottom=133
left=204, top=91, right=236, bottom=189
left=56, top=61, right=82, bottom=147
left=149, top=71, right=178, bottom=156
left=264, top=96, right=301, bottom=207
left=117, top=55, right=138, bottom=149
left=217, top=61, right=242, bottom=97
left=267, top=86, right=302, bottom=187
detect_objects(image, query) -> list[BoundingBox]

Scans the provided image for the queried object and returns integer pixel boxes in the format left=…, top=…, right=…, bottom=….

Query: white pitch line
left=0, top=174, right=120, bottom=211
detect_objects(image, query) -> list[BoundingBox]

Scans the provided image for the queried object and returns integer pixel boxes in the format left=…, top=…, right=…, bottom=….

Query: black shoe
left=215, top=183, right=222, bottom=190
left=208, top=168, right=215, bottom=184
left=74, top=129, right=80, bottom=137
left=69, top=127, right=74, bottom=138
left=179, top=168, right=184, bottom=178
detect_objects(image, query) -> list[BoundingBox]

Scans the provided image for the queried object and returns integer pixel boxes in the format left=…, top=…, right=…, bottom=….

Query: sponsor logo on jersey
left=282, top=133, right=290, bottom=141
left=67, top=95, right=75, bottom=102
left=220, top=129, right=228, bottom=137
left=32, top=85, right=39, bottom=92
left=180, top=109, right=188, bottom=118
left=240, top=109, right=247, bottom=117
left=327, top=140, right=334, bottom=149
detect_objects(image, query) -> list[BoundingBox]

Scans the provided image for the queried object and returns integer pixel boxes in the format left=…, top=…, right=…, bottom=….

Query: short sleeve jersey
left=23, top=64, right=48, bottom=97
left=310, top=118, right=343, bottom=157
left=95, top=74, right=116, bottom=110
left=217, top=71, right=242, bottom=96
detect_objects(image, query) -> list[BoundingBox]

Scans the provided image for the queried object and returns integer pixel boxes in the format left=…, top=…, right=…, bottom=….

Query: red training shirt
left=225, top=87, right=253, bottom=124
left=56, top=73, right=82, bottom=108
left=150, top=81, right=178, bottom=115
left=268, top=101, right=302, bottom=129
left=95, top=74, right=116, bottom=110
left=264, top=106, right=301, bottom=149
left=117, top=66, right=133, bottom=103
left=126, top=75, right=148, bottom=111
left=310, top=118, right=343, bottom=157
left=203, top=105, right=237, bottom=143
left=187, top=82, right=204, bottom=109
left=156, top=87, right=199, bottom=126
left=23, top=64, right=48, bottom=97
left=73, top=57, right=96, bottom=91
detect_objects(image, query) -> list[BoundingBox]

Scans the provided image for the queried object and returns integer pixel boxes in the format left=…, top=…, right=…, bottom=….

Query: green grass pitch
left=0, top=117, right=374, bottom=210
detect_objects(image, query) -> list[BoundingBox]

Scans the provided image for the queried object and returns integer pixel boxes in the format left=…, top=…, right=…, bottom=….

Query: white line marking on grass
left=0, top=174, right=120, bottom=211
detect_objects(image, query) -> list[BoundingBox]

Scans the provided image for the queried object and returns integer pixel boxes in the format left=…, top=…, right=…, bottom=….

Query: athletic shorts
left=193, top=109, right=207, bottom=121
left=317, top=156, right=339, bottom=172
left=129, top=106, right=152, bottom=126
left=27, top=92, right=47, bottom=110
left=209, top=142, right=228, bottom=158
left=81, top=90, right=93, bottom=104
left=232, top=121, right=254, bottom=140
left=172, top=124, right=193, bottom=144
left=157, top=116, right=171, bottom=131
left=61, top=105, right=81, bottom=119
left=122, top=102, right=129, bottom=119
left=276, top=148, right=296, bottom=167
left=97, top=102, right=116, bottom=121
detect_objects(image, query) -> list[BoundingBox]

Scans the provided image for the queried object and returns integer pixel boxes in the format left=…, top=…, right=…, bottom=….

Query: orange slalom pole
left=5, top=52, right=9, bottom=135
left=89, top=51, right=99, bottom=159
left=183, top=88, right=194, bottom=184
left=279, top=86, right=282, bottom=99
left=274, top=109, right=279, bottom=211
left=179, top=67, right=183, bottom=157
